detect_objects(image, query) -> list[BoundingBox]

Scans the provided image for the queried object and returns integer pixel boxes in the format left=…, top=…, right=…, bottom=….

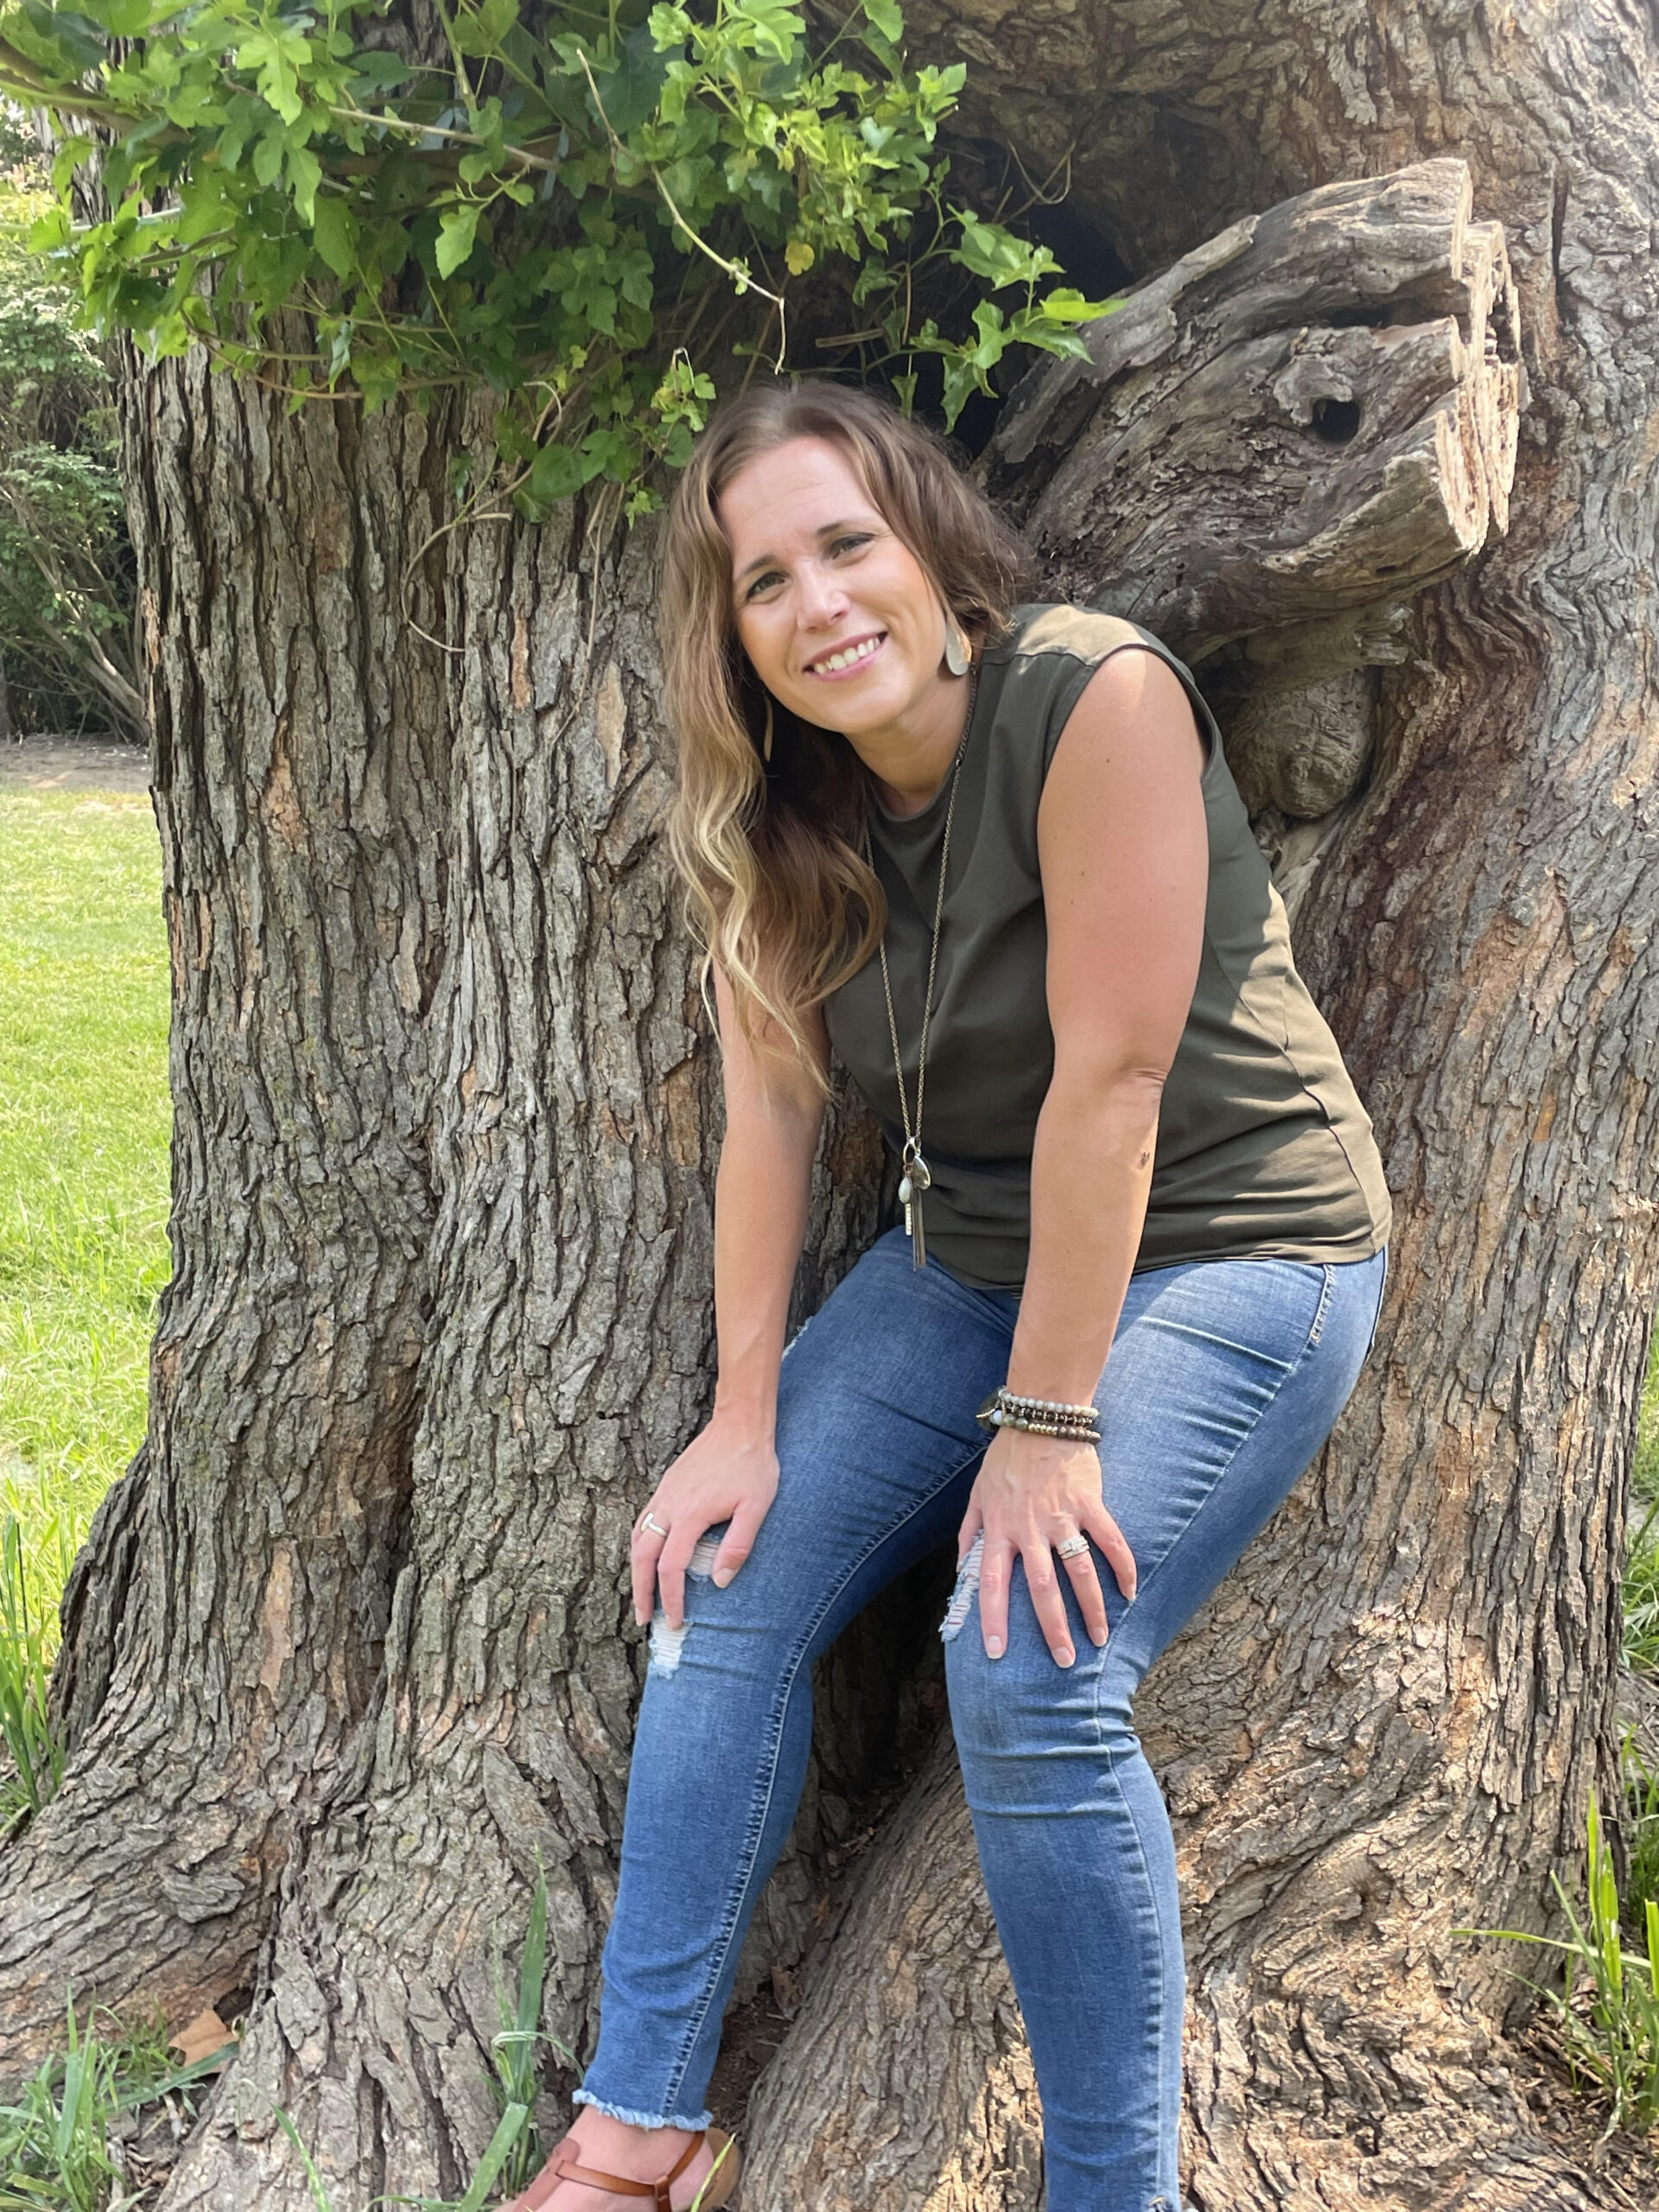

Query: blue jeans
left=575, top=1232, right=1388, bottom=2210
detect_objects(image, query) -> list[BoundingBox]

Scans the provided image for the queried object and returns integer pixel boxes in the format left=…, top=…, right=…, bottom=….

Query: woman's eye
left=744, top=570, right=784, bottom=600
left=830, top=534, right=872, bottom=557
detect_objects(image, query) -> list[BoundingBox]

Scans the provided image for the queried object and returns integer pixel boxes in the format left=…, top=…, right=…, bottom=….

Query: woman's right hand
left=631, top=1413, right=780, bottom=1630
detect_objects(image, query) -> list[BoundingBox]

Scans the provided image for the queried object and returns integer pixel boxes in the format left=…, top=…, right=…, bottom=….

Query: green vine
left=2, top=0, right=1116, bottom=517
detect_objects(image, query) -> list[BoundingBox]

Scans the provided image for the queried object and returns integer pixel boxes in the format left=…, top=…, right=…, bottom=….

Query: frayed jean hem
left=570, top=2088, right=712, bottom=2132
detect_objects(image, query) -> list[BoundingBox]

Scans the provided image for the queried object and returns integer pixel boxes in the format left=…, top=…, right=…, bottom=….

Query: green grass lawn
left=1639, top=1336, right=1659, bottom=1505
left=1628, top=1334, right=1659, bottom=1678
left=0, top=785, right=170, bottom=1642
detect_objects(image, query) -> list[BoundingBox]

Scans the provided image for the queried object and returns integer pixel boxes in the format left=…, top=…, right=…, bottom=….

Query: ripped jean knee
left=938, top=1529, right=984, bottom=1644
left=646, top=1528, right=725, bottom=1676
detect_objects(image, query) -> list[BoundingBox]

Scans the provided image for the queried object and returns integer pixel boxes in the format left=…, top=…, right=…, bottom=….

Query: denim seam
left=1090, top=1725, right=1167, bottom=2185
left=1109, top=1255, right=1339, bottom=1643
left=661, top=1434, right=989, bottom=2107
left=1305, top=1263, right=1335, bottom=1347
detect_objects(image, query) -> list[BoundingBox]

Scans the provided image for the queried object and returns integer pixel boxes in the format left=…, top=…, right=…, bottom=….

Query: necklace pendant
left=909, top=1189, right=928, bottom=1270
left=899, top=1151, right=931, bottom=1269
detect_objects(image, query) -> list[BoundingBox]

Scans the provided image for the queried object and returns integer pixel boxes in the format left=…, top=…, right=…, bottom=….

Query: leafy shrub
left=0, top=146, right=137, bottom=740
left=9, top=0, right=1118, bottom=524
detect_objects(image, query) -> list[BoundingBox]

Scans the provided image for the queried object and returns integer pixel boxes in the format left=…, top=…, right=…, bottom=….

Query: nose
left=795, top=558, right=849, bottom=629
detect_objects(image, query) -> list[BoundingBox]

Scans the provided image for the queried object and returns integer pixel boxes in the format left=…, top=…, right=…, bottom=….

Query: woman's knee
left=940, top=1544, right=1143, bottom=1761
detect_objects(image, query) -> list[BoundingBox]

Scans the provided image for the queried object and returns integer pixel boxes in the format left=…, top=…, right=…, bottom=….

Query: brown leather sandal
left=498, top=2125, right=741, bottom=2212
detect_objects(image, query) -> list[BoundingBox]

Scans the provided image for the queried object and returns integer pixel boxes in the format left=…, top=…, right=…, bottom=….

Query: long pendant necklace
left=862, top=664, right=979, bottom=1270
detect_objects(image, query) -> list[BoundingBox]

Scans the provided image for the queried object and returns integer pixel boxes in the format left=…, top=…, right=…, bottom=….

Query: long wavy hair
left=661, top=381, right=1033, bottom=1093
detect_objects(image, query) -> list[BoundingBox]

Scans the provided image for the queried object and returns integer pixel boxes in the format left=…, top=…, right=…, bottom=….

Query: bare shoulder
left=1043, top=647, right=1207, bottom=811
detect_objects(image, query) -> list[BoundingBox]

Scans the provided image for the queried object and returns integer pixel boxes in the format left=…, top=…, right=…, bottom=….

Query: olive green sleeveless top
left=821, top=604, right=1392, bottom=1291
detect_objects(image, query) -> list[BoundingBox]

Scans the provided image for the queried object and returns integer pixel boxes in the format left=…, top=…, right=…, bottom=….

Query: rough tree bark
left=0, top=8, right=1653, bottom=2212
left=144, top=460, right=887, bottom=2210
left=2, top=349, right=454, bottom=2053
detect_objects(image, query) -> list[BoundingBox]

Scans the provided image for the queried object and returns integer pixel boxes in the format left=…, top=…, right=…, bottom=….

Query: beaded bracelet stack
left=976, top=1386, right=1101, bottom=1442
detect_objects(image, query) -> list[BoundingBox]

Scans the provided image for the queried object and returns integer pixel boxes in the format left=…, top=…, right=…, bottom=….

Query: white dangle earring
left=942, top=610, right=972, bottom=677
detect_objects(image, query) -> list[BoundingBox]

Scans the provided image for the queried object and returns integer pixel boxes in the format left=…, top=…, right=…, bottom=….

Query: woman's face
left=719, top=435, right=952, bottom=748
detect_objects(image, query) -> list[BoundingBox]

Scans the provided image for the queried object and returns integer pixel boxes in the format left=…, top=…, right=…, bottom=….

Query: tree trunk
left=0, top=338, right=896, bottom=2191
left=1, top=341, right=453, bottom=2061
left=3, top=5, right=1655, bottom=2210
left=144, top=423, right=911, bottom=2203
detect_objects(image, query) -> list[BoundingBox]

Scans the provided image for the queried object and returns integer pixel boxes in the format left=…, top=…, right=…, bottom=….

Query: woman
left=504, top=383, right=1391, bottom=2212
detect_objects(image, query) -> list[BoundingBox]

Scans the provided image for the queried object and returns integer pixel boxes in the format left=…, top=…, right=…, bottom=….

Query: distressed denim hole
left=647, top=1531, right=724, bottom=1676
left=938, top=1530, right=984, bottom=1643
left=780, top=1310, right=816, bottom=1363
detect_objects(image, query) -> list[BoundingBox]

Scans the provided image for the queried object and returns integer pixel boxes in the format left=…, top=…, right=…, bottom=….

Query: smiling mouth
left=805, top=632, right=887, bottom=677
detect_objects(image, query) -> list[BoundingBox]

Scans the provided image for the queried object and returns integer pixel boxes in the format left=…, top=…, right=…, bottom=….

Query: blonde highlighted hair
left=660, top=380, right=1032, bottom=1092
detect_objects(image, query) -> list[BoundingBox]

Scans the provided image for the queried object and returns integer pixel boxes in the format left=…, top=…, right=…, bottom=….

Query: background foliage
left=3, top=0, right=1116, bottom=523
left=0, top=126, right=137, bottom=741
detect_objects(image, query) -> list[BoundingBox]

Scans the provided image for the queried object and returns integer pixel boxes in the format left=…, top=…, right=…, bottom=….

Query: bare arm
left=709, top=965, right=827, bottom=1436
left=632, top=964, right=827, bottom=1630
left=959, top=646, right=1210, bottom=1665
left=1013, top=648, right=1207, bottom=1396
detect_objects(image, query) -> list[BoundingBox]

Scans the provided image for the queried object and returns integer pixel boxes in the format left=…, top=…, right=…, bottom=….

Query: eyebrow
left=732, top=518, right=874, bottom=586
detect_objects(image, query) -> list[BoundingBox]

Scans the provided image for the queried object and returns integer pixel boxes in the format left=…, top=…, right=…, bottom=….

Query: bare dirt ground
left=0, top=734, right=150, bottom=793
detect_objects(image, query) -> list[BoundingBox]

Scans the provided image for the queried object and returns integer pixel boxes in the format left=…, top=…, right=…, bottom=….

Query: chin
left=827, top=675, right=908, bottom=722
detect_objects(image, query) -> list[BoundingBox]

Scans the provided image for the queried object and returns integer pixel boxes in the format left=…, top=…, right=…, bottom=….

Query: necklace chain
left=862, top=664, right=979, bottom=1246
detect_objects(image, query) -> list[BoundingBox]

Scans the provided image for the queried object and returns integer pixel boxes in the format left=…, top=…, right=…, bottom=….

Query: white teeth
left=811, top=636, right=880, bottom=674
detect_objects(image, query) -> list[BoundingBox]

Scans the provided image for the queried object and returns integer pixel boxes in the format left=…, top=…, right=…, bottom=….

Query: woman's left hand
left=957, top=1427, right=1138, bottom=1666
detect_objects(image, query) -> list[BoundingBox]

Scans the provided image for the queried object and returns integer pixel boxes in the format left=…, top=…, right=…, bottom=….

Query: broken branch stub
left=981, top=157, right=1522, bottom=699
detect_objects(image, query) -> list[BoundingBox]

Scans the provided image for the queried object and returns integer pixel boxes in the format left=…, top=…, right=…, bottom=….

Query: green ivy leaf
left=312, top=197, right=359, bottom=279
left=347, top=52, right=416, bottom=92
left=287, top=143, right=323, bottom=226
left=951, top=207, right=1054, bottom=289
left=76, top=0, right=150, bottom=35
left=528, top=440, right=590, bottom=502
left=251, top=127, right=288, bottom=191
left=1039, top=285, right=1119, bottom=324
left=26, top=206, right=71, bottom=254
left=602, top=23, right=673, bottom=135
left=435, top=203, right=482, bottom=277
left=232, top=26, right=310, bottom=127
left=15, top=0, right=105, bottom=75
left=648, top=3, right=695, bottom=51
left=456, top=0, right=518, bottom=52
left=729, top=0, right=803, bottom=66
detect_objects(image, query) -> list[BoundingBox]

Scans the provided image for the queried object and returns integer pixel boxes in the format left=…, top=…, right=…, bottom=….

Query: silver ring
left=1055, top=1535, right=1090, bottom=1560
left=640, top=1511, right=669, bottom=1538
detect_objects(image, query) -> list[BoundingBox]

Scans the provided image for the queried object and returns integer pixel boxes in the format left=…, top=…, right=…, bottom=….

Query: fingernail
left=712, top=1568, right=731, bottom=1587
left=986, top=1634, right=1004, bottom=1658
left=1057, top=1647, right=1074, bottom=1668
left=1090, top=1629, right=1107, bottom=1647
